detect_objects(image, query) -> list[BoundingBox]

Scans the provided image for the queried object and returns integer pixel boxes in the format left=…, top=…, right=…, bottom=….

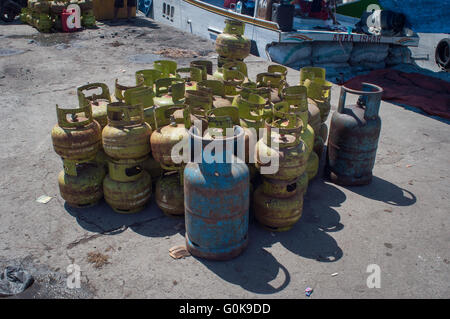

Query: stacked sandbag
left=386, top=45, right=413, bottom=66
left=349, top=43, right=389, bottom=71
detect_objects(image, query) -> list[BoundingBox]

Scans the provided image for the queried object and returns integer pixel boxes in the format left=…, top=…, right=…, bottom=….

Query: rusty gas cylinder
left=176, top=67, right=203, bottom=91
left=223, top=68, right=245, bottom=100
left=184, top=89, right=213, bottom=119
left=114, top=76, right=144, bottom=102
left=308, top=98, right=325, bottom=158
left=95, top=149, right=108, bottom=171
left=154, top=60, right=177, bottom=78
left=135, top=69, right=162, bottom=88
left=153, top=78, right=186, bottom=107
left=184, top=119, right=249, bottom=260
left=190, top=60, right=213, bottom=80
left=124, top=86, right=154, bottom=110
left=215, top=19, right=251, bottom=61
left=155, top=170, right=184, bottom=217
left=58, top=162, right=105, bottom=208
left=123, top=86, right=155, bottom=130
left=143, top=156, right=163, bottom=185
left=102, top=103, right=152, bottom=160
left=253, top=184, right=304, bottom=232
left=297, top=171, right=309, bottom=195
left=241, top=82, right=271, bottom=106
left=197, top=80, right=231, bottom=108
left=261, top=177, right=299, bottom=199
left=107, top=156, right=148, bottom=182
left=213, top=61, right=248, bottom=82
left=256, top=72, right=285, bottom=104
left=275, top=97, right=314, bottom=157
left=233, top=93, right=265, bottom=134
left=327, top=83, right=383, bottom=186
left=306, top=150, right=319, bottom=181
left=51, top=104, right=102, bottom=162
left=299, top=67, right=326, bottom=86
left=255, top=103, right=309, bottom=181
left=150, top=105, right=190, bottom=169
left=77, top=83, right=111, bottom=128
left=103, top=170, right=152, bottom=214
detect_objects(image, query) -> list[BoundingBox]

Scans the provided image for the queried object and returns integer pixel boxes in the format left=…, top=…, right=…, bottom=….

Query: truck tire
left=435, top=38, right=450, bottom=72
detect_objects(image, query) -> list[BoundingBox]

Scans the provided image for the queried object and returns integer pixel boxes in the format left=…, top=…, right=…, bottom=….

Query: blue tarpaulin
left=378, top=0, right=450, bottom=33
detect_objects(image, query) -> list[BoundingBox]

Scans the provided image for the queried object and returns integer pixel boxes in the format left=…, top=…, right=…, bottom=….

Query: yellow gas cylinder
left=123, top=86, right=155, bottom=130
left=304, top=77, right=332, bottom=123
left=256, top=70, right=286, bottom=104
left=215, top=19, right=251, bottom=60
left=155, top=170, right=184, bottom=217
left=190, top=60, right=213, bottom=80
left=114, top=76, right=144, bottom=102
left=297, top=171, right=309, bottom=195
left=213, top=61, right=248, bottom=82
left=102, top=103, right=152, bottom=160
left=107, top=156, right=148, bottom=183
left=51, top=104, right=102, bottom=164
left=300, top=67, right=326, bottom=85
left=255, top=103, right=309, bottom=181
left=153, top=78, right=185, bottom=107
left=143, top=156, right=163, bottom=186
left=135, top=69, right=162, bottom=89
left=280, top=86, right=314, bottom=156
left=150, top=105, right=190, bottom=169
left=176, top=67, right=203, bottom=91
left=154, top=60, right=177, bottom=78
left=306, top=150, right=319, bottom=181
left=240, top=82, right=272, bottom=107
left=197, top=80, right=231, bottom=108
left=223, top=68, right=246, bottom=101
left=58, top=163, right=105, bottom=208
left=103, top=170, right=152, bottom=214
left=253, top=184, right=304, bottom=232
left=77, top=83, right=111, bottom=129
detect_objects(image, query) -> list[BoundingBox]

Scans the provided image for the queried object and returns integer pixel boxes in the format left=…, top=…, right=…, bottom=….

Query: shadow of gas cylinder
left=344, top=175, right=417, bottom=207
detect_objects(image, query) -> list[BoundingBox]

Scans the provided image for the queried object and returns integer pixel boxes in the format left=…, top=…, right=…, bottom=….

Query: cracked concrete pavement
left=0, top=16, right=449, bottom=298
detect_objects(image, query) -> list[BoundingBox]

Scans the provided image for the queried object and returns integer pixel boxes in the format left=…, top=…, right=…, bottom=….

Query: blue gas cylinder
left=184, top=125, right=249, bottom=260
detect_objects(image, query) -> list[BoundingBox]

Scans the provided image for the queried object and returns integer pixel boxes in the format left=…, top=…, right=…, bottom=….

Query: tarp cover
left=378, top=0, right=450, bottom=33
left=344, top=68, right=450, bottom=119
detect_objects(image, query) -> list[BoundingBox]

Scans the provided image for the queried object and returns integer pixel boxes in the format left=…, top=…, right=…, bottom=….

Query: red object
left=61, top=9, right=78, bottom=33
left=344, top=69, right=450, bottom=119
left=224, top=0, right=237, bottom=8
left=298, top=0, right=330, bottom=20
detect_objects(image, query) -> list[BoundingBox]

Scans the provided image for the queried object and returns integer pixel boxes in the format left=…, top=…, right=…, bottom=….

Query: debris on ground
left=87, top=252, right=110, bottom=269
left=305, top=287, right=313, bottom=297
left=109, top=41, right=123, bottom=47
left=331, top=272, right=339, bottom=277
left=169, top=246, right=191, bottom=259
left=0, top=266, right=34, bottom=296
left=153, top=48, right=199, bottom=58
left=36, top=195, right=52, bottom=204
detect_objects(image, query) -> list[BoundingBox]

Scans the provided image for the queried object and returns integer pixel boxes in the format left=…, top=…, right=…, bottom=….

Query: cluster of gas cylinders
left=51, top=19, right=383, bottom=260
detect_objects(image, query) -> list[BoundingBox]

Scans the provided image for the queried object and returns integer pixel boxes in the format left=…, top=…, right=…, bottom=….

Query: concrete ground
left=0, top=16, right=449, bottom=299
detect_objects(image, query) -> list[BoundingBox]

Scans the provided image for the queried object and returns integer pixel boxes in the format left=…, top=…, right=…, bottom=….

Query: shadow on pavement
left=100, top=17, right=160, bottom=30
left=64, top=199, right=180, bottom=237
left=194, top=169, right=345, bottom=294
left=345, top=175, right=417, bottom=207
